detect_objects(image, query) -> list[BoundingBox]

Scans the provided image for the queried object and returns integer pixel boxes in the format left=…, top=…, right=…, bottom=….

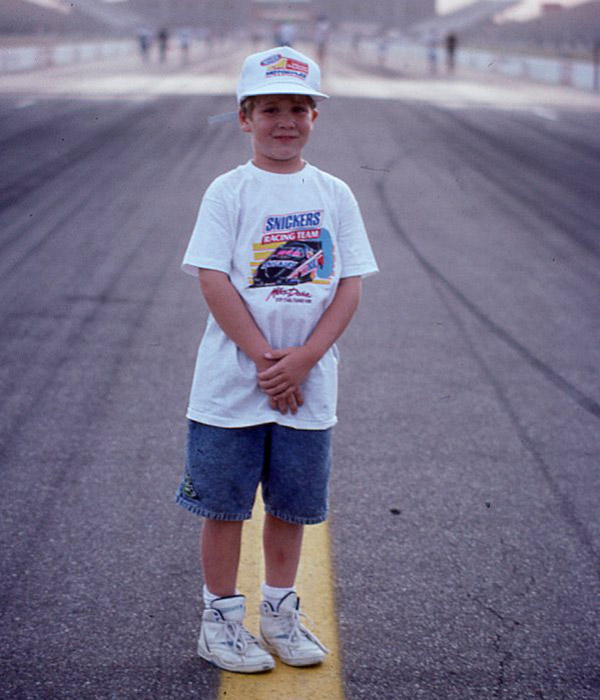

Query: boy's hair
left=240, top=94, right=317, bottom=119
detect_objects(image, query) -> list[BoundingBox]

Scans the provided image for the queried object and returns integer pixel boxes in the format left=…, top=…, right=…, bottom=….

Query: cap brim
left=237, top=82, right=329, bottom=104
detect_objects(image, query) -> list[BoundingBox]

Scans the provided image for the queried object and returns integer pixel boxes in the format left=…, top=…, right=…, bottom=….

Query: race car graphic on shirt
left=250, top=240, right=323, bottom=287
left=249, top=210, right=334, bottom=290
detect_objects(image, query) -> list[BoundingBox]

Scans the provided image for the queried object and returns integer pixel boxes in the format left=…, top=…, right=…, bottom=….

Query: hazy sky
left=438, top=0, right=589, bottom=19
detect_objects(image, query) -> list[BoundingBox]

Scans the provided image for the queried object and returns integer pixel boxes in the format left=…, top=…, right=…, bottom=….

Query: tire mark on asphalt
left=374, top=173, right=600, bottom=579
left=414, top=107, right=600, bottom=259
left=0, top=99, right=163, bottom=222
left=0, top=100, right=103, bottom=153
left=0, top=97, right=226, bottom=457
left=0, top=172, right=128, bottom=280
left=373, top=173, right=599, bottom=419
left=436, top=107, right=600, bottom=205
left=0, top=226, right=179, bottom=622
left=0, top=102, right=161, bottom=272
left=509, top=112, right=600, bottom=164
left=436, top=278, right=600, bottom=576
left=0, top=95, right=215, bottom=281
left=0, top=100, right=232, bottom=618
left=0, top=121, right=221, bottom=445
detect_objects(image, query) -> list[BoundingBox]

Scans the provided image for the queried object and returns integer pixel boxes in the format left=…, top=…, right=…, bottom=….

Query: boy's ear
left=239, top=109, right=252, bottom=132
left=311, top=108, right=319, bottom=123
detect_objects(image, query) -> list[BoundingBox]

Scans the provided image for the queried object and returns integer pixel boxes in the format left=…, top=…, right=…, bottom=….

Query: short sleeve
left=336, top=183, right=378, bottom=279
left=182, top=183, right=236, bottom=276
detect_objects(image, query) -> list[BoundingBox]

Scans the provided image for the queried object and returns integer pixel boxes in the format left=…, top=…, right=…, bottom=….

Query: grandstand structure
left=2, top=0, right=598, bottom=60
left=411, top=1, right=519, bottom=39
left=1, top=0, right=436, bottom=37
left=466, top=0, right=600, bottom=54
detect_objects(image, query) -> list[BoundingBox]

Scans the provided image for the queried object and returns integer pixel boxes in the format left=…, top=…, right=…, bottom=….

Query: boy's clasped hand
left=257, top=346, right=317, bottom=415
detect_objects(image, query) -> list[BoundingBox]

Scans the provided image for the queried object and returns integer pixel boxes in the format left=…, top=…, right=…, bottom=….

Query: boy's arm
left=198, top=269, right=303, bottom=414
left=257, top=276, right=362, bottom=400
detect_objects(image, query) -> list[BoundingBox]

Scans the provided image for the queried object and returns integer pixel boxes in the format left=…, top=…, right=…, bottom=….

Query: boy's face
left=239, top=95, right=318, bottom=174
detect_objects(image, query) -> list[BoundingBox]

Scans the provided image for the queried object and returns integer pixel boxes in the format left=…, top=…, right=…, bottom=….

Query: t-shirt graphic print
left=249, top=209, right=334, bottom=295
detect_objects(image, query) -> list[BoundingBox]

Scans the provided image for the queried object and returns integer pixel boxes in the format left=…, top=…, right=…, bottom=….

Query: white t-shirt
left=182, top=160, right=378, bottom=430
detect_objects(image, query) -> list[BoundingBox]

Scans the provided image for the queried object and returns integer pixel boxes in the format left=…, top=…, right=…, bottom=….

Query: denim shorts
left=175, top=420, right=332, bottom=525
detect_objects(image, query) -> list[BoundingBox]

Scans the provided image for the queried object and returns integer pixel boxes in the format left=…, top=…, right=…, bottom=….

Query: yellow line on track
left=218, top=493, right=345, bottom=700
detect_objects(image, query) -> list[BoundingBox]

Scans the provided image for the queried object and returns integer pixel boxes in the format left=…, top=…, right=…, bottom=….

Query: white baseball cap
left=236, top=46, right=329, bottom=104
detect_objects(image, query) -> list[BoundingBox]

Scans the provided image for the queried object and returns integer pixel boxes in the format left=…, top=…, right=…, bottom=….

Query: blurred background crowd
left=1, top=0, right=599, bottom=64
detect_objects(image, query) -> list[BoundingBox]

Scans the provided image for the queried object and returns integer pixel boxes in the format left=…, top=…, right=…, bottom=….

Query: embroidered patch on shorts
left=182, top=476, right=198, bottom=499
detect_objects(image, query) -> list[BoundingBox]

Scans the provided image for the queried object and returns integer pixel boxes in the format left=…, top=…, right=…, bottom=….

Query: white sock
left=203, top=585, right=220, bottom=609
left=203, top=585, right=242, bottom=608
left=261, top=582, right=296, bottom=610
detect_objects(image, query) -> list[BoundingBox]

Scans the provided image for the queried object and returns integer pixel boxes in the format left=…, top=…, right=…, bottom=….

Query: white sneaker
left=259, top=592, right=329, bottom=667
left=198, top=595, right=275, bottom=673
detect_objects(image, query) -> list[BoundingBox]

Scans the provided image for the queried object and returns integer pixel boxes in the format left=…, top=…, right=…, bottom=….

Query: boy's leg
left=199, top=517, right=275, bottom=673
left=176, top=422, right=275, bottom=672
left=201, top=518, right=243, bottom=597
left=263, top=513, right=304, bottom=587
left=258, top=425, right=331, bottom=666
left=177, top=421, right=268, bottom=595
left=202, top=511, right=304, bottom=595
left=261, top=424, right=331, bottom=585
left=259, top=516, right=329, bottom=667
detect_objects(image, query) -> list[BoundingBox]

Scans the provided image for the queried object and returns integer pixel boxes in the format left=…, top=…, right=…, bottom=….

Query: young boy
left=176, top=46, right=378, bottom=673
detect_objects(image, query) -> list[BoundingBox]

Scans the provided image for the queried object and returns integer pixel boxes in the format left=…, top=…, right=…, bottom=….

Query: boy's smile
left=239, top=95, right=318, bottom=174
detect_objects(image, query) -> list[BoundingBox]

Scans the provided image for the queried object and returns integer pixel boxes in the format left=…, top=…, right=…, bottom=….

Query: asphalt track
left=0, top=42, right=599, bottom=700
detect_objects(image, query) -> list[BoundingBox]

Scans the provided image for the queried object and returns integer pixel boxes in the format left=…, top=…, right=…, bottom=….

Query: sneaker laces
left=224, top=619, right=260, bottom=655
left=278, top=608, right=330, bottom=654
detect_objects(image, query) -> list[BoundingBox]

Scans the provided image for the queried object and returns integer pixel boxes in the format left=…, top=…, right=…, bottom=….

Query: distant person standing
left=178, top=27, right=191, bottom=65
left=427, top=30, right=439, bottom=75
left=377, top=32, right=389, bottom=69
left=594, top=38, right=600, bottom=90
left=158, top=27, right=170, bottom=64
left=137, top=26, right=152, bottom=63
left=277, top=22, right=296, bottom=47
left=314, top=17, right=331, bottom=70
left=251, top=29, right=261, bottom=49
left=445, top=32, right=457, bottom=74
